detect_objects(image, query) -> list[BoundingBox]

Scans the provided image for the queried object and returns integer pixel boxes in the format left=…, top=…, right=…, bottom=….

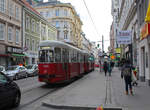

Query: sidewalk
left=112, top=68, right=150, bottom=110
left=42, top=68, right=150, bottom=110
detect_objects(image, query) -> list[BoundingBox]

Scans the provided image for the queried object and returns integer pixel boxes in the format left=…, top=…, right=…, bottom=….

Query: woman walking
left=121, top=60, right=133, bottom=95
left=103, top=61, right=108, bottom=76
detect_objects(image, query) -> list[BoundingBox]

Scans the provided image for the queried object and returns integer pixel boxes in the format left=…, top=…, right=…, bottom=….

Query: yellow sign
left=145, top=1, right=150, bottom=22
left=115, top=48, right=121, bottom=53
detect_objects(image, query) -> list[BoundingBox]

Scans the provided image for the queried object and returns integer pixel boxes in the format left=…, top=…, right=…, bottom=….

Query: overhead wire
left=82, top=0, right=101, bottom=39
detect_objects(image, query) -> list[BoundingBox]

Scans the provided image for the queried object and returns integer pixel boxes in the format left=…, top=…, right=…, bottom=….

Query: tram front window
left=39, top=50, right=54, bottom=62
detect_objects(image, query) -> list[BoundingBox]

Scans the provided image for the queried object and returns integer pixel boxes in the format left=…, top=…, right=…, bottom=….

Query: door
left=142, top=47, right=145, bottom=81
left=62, top=49, right=69, bottom=80
left=0, top=73, right=14, bottom=108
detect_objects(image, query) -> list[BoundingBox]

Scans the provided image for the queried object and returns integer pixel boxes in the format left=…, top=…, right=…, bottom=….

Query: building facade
left=136, top=0, right=150, bottom=84
left=22, top=0, right=57, bottom=65
left=0, top=0, right=23, bottom=67
left=33, top=0, right=83, bottom=49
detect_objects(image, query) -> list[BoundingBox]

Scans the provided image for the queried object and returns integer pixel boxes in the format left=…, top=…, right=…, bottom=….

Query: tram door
left=62, top=49, right=69, bottom=80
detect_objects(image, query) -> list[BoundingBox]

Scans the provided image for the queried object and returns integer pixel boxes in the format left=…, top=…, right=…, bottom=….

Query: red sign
left=140, top=23, right=150, bottom=40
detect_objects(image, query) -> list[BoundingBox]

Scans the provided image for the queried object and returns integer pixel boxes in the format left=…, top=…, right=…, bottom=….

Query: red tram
left=38, top=40, right=94, bottom=84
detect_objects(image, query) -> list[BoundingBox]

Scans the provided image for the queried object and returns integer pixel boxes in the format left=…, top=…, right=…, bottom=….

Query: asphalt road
left=8, top=77, right=63, bottom=110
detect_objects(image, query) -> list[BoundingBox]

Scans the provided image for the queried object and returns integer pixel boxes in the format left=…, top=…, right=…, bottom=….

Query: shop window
left=146, top=52, right=148, bottom=68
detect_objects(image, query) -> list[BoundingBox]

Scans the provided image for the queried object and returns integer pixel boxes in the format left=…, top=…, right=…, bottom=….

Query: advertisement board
left=117, top=30, right=132, bottom=44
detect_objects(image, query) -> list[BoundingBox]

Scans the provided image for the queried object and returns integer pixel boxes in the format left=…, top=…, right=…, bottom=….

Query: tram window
left=77, top=53, right=79, bottom=62
left=62, top=49, right=69, bottom=63
left=39, top=50, right=54, bottom=62
left=55, top=48, right=61, bottom=62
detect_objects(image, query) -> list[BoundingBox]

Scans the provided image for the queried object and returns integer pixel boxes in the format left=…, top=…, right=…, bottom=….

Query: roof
left=34, top=1, right=71, bottom=7
left=39, top=40, right=83, bottom=53
left=21, top=0, right=40, bottom=15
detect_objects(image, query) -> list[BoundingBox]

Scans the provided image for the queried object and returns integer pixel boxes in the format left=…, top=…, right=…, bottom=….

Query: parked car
left=0, top=66, right=6, bottom=74
left=0, top=71, right=21, bottom=109
left=6, top=66, right=28, bottom=80
left=26, top=64, right=38, bottom=77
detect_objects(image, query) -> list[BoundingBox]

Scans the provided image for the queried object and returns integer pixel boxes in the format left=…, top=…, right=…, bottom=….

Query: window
left=40, top=12, right=43, bottom=16
left=8, top=26, right=13, bottom=42
left=26, top=38, right=30, bottom=50
left=15, top=6, right=19, bottom=20
left=16, top=29, right=19, bottom=43
left=55, top=48, right=61, bottom=62
left=0, top=0, right=5, bottom=13
left=36, top=22, right=40, bottom=33
left=57, top=30, right=60, bottom=40
left=0, top=73, right=7, bottom=83
left=64, top=31, right=68, bottom=39
left=0, top=23, right=5, bottom=40
left=48, top=30, right=51, bottom=38
left=32, top=40, right=35, bottom=51
left=26, top=16, right=30, bottom=29
left=64, top=21, right=67, bottom=27
left=41, top=26, right=46, bottom=37
left=39, top=50, right=54, bottom=62
left=55, top=21, right=59, bottom=28
left=46, top=11, right=50, bottom=18
left=9, top=1, right=13, bottom=16
left=64, top=9, right=67, bottom=16
left=55, top=9, right=59, bottom=16
left=32, top=20, right=35, bottom=32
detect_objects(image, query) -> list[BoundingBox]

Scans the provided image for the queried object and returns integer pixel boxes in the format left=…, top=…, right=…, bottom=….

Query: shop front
left=0, top=44, right=9, bottom=67
left=24, top=51, right=38, bottom=65
left=7, top=46, right=26, bottom=66
left=139, top=23, right=150, bottom=85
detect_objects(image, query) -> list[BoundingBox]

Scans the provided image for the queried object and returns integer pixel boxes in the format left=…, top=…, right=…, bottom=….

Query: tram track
left=17, top=87, right=62, bottom=110
left=19, top=88, right=60, bottom=109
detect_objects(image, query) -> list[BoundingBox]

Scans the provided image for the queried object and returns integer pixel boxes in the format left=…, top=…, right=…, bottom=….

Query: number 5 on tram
left=38, top=40, right=86, bottom=84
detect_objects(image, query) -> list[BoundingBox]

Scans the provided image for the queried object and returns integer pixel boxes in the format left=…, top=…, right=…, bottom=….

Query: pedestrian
left=108, top=62, right=112, bottom=76
left=103, top=61, right=108, bottom=76
left=121, top=60, right=133, bottom=95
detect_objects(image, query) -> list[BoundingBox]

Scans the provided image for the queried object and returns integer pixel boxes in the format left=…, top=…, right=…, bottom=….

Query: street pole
left=102, top=35, right=104, bottom=53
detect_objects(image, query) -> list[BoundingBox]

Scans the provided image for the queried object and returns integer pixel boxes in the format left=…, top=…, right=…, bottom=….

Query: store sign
left=24, top=52, right=38, bottom=58
left=7, top=47, right=23, bottom=54
left=140, top=23, right=150, bottom=40
left=115, top=48, right=121, bottom=53
left=117, top=30, right=132, bottom=44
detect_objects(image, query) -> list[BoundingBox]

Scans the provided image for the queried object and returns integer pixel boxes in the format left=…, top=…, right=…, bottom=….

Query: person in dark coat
left=121, top=60, right=133, bottom=95
left=103, top=61, right=108, bottom=76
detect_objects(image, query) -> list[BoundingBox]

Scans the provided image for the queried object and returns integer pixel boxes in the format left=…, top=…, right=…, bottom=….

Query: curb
left=42, top=101, right=122, bottom=110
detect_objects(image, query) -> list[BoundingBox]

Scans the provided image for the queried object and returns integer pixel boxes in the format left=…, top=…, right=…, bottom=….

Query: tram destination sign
left=117, top=30, right=132, bottom=44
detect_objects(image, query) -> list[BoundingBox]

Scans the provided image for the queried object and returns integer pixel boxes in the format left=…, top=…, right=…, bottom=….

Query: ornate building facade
left=34, top=0, right=83, bottom=49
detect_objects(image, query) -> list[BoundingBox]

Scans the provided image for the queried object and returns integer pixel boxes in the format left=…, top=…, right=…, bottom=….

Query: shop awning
left=12, top=53, right=26, bottom=57
left=0, top=54, right=10, bottom=57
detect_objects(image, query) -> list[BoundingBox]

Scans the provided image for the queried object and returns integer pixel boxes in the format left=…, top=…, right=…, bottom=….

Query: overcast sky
left=44, top=0, right=113, bottom=51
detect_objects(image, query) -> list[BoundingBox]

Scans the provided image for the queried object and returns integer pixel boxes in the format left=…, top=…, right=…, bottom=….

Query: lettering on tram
left=38, top=40, right=95, bottom=84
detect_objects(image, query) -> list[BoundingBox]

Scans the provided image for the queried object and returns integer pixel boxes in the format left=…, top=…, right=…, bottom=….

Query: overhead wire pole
left=102, top=35, right=104, bottom=53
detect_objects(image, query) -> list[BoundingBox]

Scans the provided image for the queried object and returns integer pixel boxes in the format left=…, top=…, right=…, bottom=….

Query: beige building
left=22, top=0, right=57, bottom=65
left=0, top=0, right=23, bottom=66
left=34, top=0, right=83, bottom=49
